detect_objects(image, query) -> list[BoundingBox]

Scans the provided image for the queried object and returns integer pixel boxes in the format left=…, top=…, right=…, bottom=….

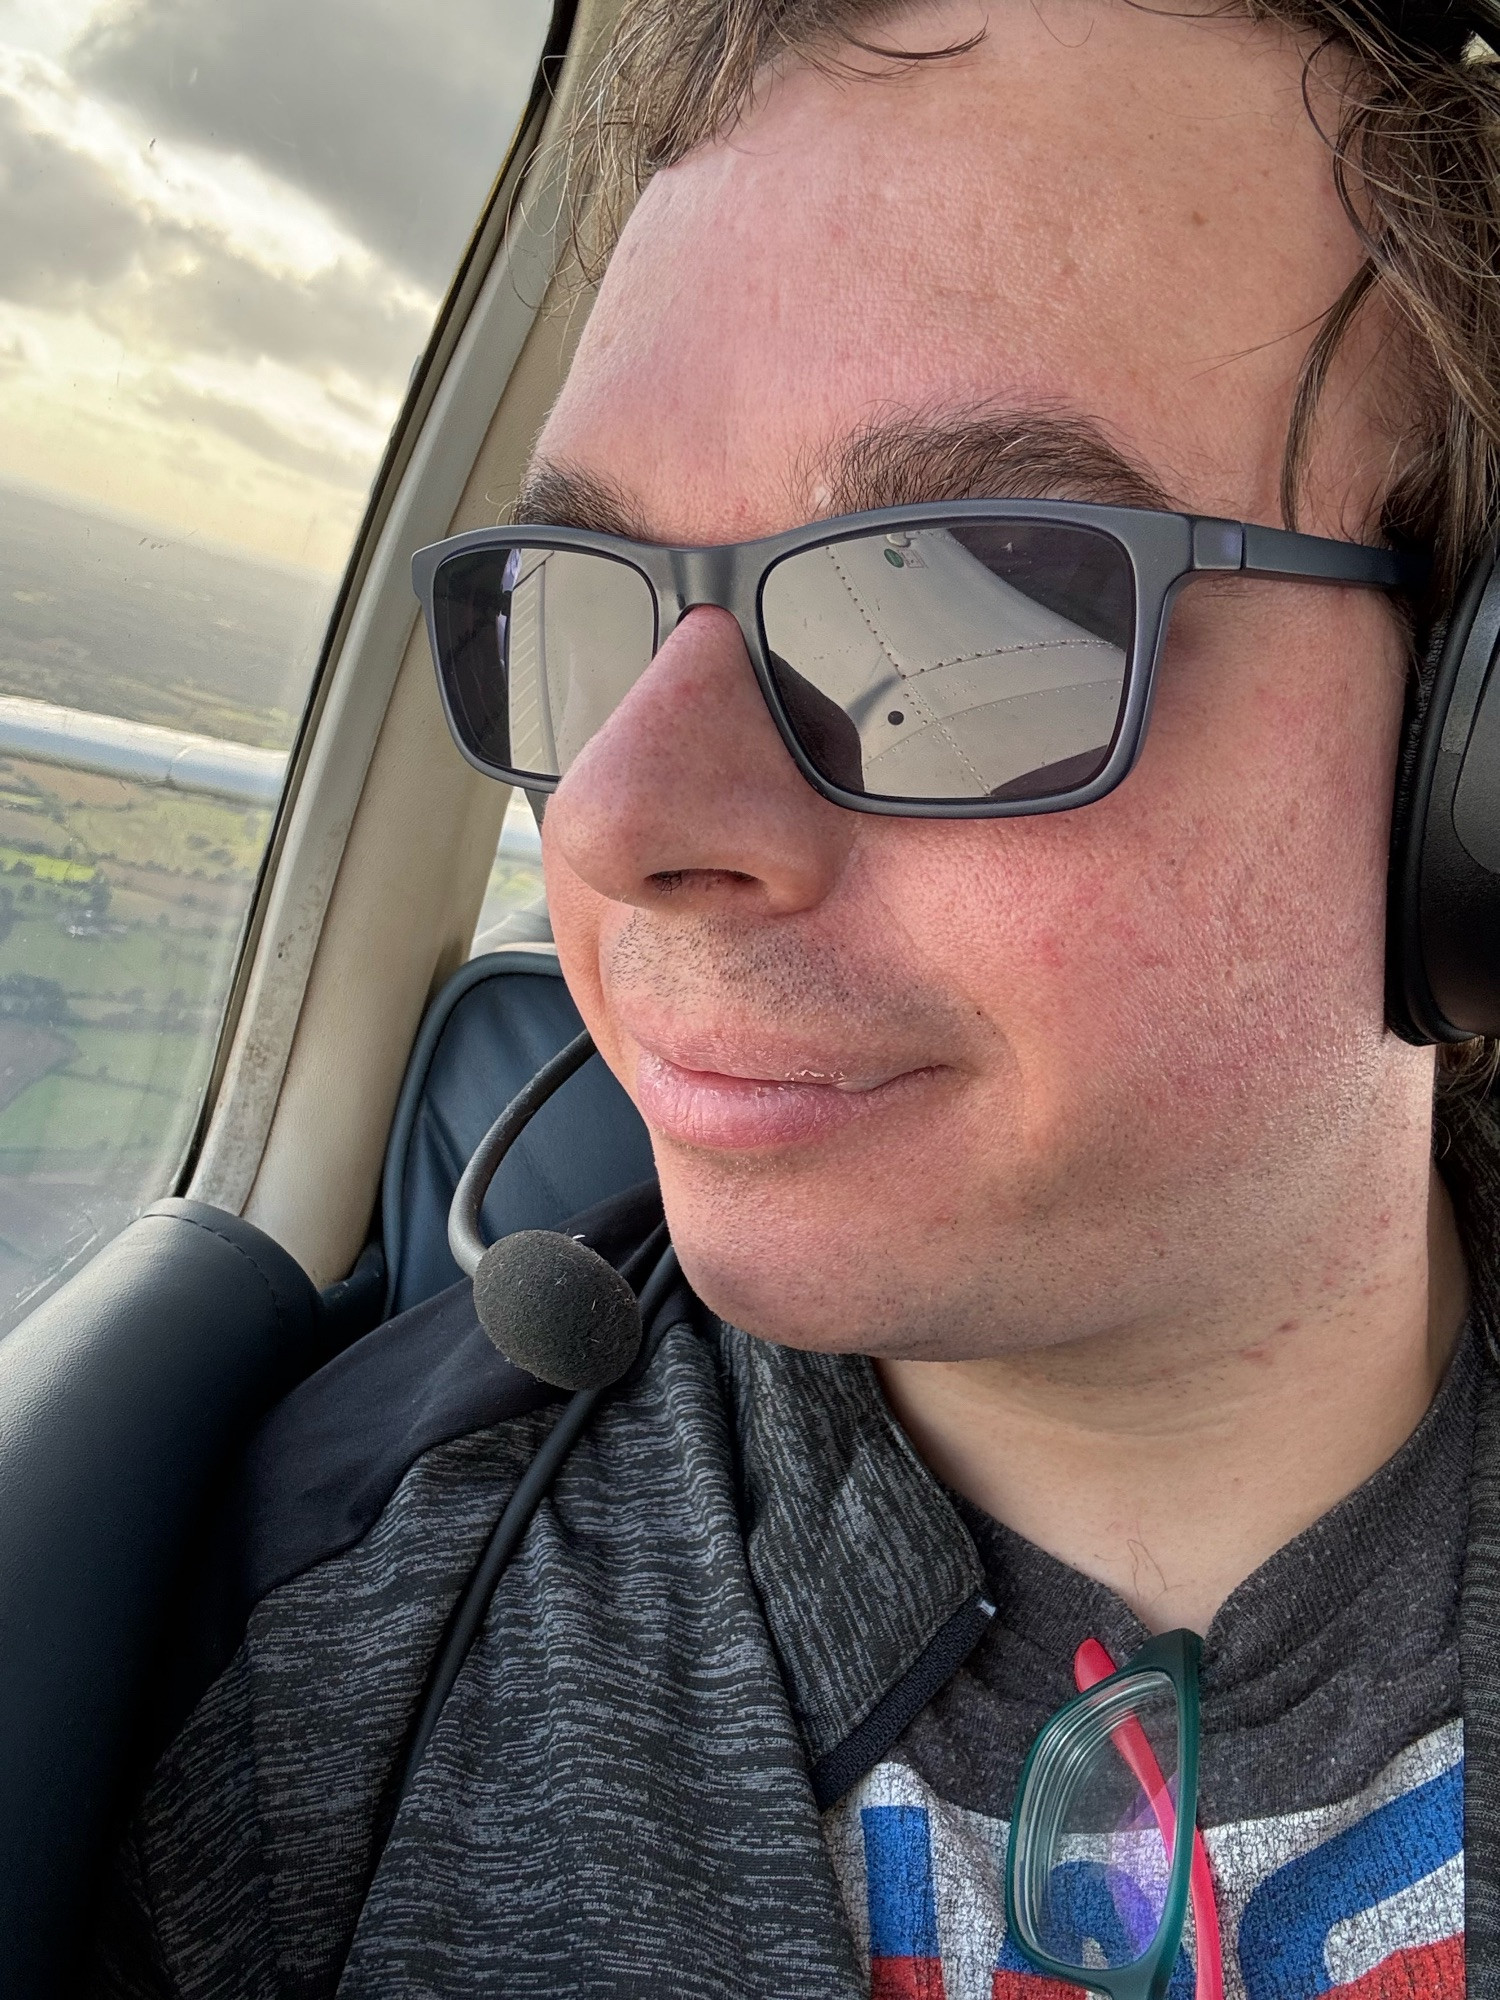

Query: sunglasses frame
left=412, top=501, right=1425, bottom=820
left=1005, top=1627, right=1204, bottom=2000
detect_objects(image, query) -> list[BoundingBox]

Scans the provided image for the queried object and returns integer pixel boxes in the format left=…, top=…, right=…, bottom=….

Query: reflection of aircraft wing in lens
left=766, top=530, right=1126, bottom=798
left=501, top=550, right=655, bottom=780
left=503, top=552, right=557, bottom=776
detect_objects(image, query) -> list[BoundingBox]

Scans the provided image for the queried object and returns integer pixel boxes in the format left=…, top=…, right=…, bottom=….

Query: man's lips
left=633, top=1047, right=940, bottom=1150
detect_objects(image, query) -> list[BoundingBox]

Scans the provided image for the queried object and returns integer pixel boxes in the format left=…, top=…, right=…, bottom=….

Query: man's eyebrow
left=815, top=406, right=1178, bottom=516
left=516, top=408, right=1176, bottom=543
left=513, top=461, right=651, bottom=536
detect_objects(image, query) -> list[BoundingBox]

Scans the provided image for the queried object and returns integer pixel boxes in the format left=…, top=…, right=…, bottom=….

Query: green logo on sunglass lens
left=884, top=549, right=905, bottom=568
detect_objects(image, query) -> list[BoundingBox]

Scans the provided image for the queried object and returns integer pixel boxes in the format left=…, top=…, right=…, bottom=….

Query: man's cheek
left=542, top=857, right=615, bottom=1050
left=962, top=843, right=1295, bottom=1112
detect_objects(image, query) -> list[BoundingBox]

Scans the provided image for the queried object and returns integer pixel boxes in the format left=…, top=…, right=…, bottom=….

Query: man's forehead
left=537, top=0, right=1372, bottom=541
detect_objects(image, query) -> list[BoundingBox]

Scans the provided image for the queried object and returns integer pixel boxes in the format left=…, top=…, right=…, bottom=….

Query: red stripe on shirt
left=869, top=1955, right=949, bottom=1999
left=990, top=1969, right=1088, bottom=1999
left=1328, top=1934, right=1464, bottom=1998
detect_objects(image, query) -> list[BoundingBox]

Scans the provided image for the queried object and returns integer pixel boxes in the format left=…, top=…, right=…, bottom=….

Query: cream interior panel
left=240, top=290, right=593, bottom=1283
left=190, top=0, right=619, bottom=1282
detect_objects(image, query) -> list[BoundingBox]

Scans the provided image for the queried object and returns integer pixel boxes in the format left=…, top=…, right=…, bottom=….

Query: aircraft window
left=0, top=0, right=554, bottom=1330
left=471, top=794, right=549, bottom=953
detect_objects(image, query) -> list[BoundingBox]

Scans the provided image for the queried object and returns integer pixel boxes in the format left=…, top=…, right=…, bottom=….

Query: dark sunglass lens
left=759, top=521, right=1134, bottom=804
left=431, top=544, right=656, bottom=782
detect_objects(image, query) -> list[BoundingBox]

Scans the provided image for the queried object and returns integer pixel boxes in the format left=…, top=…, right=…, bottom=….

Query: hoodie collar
left=710, top=1321, right=989, bottom=1775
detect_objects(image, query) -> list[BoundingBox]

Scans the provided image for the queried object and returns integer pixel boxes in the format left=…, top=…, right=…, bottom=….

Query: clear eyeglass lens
left=1014, top=1671, right=1182, bottom=1974
left=433, top=544, right=657, bottom=782
left=760, top=520, right=1135, bottom=804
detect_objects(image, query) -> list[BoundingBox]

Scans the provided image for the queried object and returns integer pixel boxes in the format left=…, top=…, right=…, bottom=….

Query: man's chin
left=663, top=1212, right=877, bottom=1352
left=650, top=1136, right=1072, bottom=1358
left=664, top=1208, right=963, bottom=1359
left=651, top=1132, right=995, bottom=1352
left=670, top=1242, right=832, bottom=1349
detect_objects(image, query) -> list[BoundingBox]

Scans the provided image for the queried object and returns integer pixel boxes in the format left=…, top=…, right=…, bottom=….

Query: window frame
left=184, top=0, right=605, bottom=1289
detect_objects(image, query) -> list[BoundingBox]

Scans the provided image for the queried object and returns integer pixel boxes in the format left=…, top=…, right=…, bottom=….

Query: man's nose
left=544, top=605, right=854, bottom=913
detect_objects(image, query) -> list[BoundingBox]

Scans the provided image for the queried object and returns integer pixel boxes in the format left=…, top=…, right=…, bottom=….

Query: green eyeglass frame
left=1005, top=1628, right=1204, bottom=2000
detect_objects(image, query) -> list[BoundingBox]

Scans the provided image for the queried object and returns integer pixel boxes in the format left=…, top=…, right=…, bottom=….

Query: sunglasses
left=412, top=502, right=1424, bottom=820
left=1006, top=1629, right=1222, bottom=2000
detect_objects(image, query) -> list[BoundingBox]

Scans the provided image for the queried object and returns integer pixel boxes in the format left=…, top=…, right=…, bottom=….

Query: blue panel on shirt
left=863, top=1805, right=942, bottom=1959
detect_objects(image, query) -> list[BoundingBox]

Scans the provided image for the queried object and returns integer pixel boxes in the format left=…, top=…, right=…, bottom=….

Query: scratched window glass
left=0, top=0, right=552, bottom=1327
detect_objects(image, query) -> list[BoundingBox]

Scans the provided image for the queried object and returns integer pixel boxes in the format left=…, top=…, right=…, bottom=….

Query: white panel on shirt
left=823, top=1719, right=1464, bottom=2000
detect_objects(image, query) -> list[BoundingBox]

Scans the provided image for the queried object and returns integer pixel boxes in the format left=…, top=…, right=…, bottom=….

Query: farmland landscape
left=0, top=477, right=545, bottom=1326
left=0, top=479, right=321, bottom=1320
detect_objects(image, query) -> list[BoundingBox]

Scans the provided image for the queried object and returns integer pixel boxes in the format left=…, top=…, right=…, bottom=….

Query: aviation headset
left=1388, top=545, right=1500, bottom=1044
left=1345, top=0, right=1500, bottom=1043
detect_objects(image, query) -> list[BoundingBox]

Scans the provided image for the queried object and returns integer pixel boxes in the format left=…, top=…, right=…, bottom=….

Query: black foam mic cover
left=472, top=1229, right=643, bottom=1390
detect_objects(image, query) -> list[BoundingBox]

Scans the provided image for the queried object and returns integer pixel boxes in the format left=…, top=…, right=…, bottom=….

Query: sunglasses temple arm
left=1073, top=1640, right=1225, bottom=2000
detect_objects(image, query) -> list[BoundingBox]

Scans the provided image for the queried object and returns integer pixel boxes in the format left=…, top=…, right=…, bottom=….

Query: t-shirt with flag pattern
left=822, top=1328, right=1477, bottom=2000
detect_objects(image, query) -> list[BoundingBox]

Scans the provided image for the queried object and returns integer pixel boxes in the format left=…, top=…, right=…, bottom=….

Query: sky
left=0, top=0, right=552, bottom=571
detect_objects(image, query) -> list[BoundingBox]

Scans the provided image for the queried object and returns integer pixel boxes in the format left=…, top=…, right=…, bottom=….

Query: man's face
left=533, top=0, right=1429, bottom=1359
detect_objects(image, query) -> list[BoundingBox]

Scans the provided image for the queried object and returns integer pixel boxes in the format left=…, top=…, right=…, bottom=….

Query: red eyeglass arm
left=1072, top=1639, right=1225, bottom=2000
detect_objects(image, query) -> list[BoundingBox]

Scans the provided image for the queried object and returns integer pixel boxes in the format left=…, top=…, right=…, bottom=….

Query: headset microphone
left=472, top=1230, right=642, bottom=1389
left=380, top=1029, right=681, bottom=1845
left=447, top=1027, right=645, bottom=1390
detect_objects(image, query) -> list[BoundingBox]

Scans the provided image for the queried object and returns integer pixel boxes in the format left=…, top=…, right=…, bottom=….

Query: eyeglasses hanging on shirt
left=1005, top=1629, right=1224, bottom=2000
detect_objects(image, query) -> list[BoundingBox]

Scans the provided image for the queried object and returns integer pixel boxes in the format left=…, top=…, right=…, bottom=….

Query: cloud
left=0, top=0, right=548, bottom=563
left=0, top=52, right=430, bottom=382
left=0, top=45, right=431, bottom=497
left=99, top=222, right=432, bottom=385
left=139, top=369, right=388, bottom=486
left=69, top=0, right=552, bottom=289
left=0, top=88, right=148, bottom=298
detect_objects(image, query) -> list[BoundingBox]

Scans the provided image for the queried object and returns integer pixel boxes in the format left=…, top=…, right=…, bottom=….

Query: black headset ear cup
left=1387, top=542, right=1500, bottom=1043
left=1386, top=613, right=1451, bottom=1044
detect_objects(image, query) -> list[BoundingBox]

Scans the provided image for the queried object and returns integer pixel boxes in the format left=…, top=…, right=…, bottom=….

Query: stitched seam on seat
left=158, top=1211, right=295, bottom=1340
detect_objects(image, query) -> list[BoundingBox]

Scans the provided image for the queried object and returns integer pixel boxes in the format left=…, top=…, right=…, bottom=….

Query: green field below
left=0, top=1035, right=204, bottom=1162
left=0, top=764, right=258, bottom=1202
left=0, top=482, right=322, bottom=1323
left=0, top=915, right=227, bottom=1001
left=0, top=711, right=527, bottom=1320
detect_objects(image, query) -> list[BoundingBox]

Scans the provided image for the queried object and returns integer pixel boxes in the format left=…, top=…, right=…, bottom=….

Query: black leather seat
left=0, top=1201, right=337, bottom=1995
left=0, top=944, right=652, bottom=1994
left=381, top=945, right=654, bottom=1314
